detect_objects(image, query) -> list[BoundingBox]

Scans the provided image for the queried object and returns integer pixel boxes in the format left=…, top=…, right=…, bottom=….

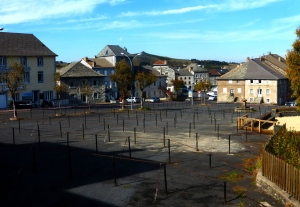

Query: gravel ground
left=0, top=102, right=284, bottom=206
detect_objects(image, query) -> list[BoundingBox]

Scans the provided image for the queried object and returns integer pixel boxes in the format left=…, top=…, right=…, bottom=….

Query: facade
left=217, top=54, right=289, bottom=105
left=0, top=32, right=57, bottom=108
left=135, top=66, right=167, bottom=99
left=185, top=63, right=209, bottom=84
left=57, top=61, right=106, bottom=104
left=95, top=45, right=131, bottom=66
left=177, top=68, right=194, bottom=89
left=152, top=60, right=175, bottom=85
left=81, top=57, right=117, bottom=101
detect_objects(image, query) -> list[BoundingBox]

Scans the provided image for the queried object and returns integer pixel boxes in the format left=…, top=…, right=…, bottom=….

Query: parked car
left=126, top=97, right=140, bottom=103
left=208, top=95, right=217, bottom=101
left=15, top=100, right=37, bottom=109
left=207, top=91, right=217, bottom=96
left=149, top=97, right=160, bottom=103
left=285, top=100, right=297, bottom=106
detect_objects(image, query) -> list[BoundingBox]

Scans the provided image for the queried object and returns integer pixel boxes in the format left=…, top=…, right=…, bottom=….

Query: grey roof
left=0, top=32, right=57, bottom=56
left=218, top=55, right=287, bottom=80
left=185, top=63, right=208, bottom=73
left=177, top=69, right=193, bottom=76
left=58, top=61, right=105, bottom=78
left=136, top=66, right=167, bottom=77
left=83, top=57, right=114, bottom=68
left=96, top=45, right=131, bottom=57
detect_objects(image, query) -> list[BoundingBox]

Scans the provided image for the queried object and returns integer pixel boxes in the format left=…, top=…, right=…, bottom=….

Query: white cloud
left=238, top=19, right=260, bottom=28
left=119, top=0, right=281, bottom=17
left=109, top=0, right=126, bottom=6
left=275, top=14, right=300, bottom=24
left=0, top=0, right=108, bottom=25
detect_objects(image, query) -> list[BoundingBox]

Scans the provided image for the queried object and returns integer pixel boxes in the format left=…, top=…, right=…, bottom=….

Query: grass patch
left=233, top=185, right=247, bottom=198
left=242, top=156, right=262, bottom=183
left=220, top=171, right=243, bottom=182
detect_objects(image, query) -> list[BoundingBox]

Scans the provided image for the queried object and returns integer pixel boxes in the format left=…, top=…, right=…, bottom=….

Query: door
left=33, top=90, right=40, bottom=106
left=230, top=89, right=234, bottom=96
left=257, top=89, right=262, bottom=97
left=0, top=92, right=7, bottom=108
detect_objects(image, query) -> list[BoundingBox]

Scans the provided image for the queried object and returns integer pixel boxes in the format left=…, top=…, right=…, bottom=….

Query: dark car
left=285, top=100, right=297, bottom=106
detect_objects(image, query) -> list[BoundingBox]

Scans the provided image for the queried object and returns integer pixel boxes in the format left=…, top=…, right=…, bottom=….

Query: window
left=93, top=80, right=97, bottom=86
left=257, top=89, right=262, bottom=95
left=266, top=98, right=270, bottom=103
left=82, top=80, right=86, bottom=85
left=23, top=72, right=30, bottom=83
left=38, top=71, right=44, bottom=83
left=258, top=80, right=262, bottom=84
left=229, top=80, right=232, bottom=84
left=230, top=89, right=234, bottom=96
left=20, top=57, right=27, bottom=66
left=250, top=98, right=254, bottom=102
left=94, top=93, right=98, bottom=99
left=43, top=91, right=53, bottom=101
left=250, top=80, right=253, bottom=84
left=250, top=89, right=253, bottom=94
left=189, top=77, right=191, bottom=80
left=15, top=93, right=20, bottom=101
left=153, top=82, right=156, bottom=86
left=37, top=57, right=43, bottom=66
left=237, top=88, right=241, bottom=93
left=0, top=56, right=6, bottom=66
left=104, top=70, right=107, bottom=76
left=70, top=94, right=75, bottom=100
left=70, top=81, right=74, bottom=87
left=266, top=89, right=270, bottom=94
left=223, top=88, right=227, bottom=93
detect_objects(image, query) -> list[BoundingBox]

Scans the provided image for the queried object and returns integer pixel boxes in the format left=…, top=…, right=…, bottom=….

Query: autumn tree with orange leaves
left=286, top=26, right=300, bottom=109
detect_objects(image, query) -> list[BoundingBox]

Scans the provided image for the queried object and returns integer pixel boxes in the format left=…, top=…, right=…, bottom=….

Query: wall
left=217, top=80, right=245, bottom=102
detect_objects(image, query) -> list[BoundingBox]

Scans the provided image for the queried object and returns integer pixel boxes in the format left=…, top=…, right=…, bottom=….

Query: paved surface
left=0, top=101, right=284, bottom=206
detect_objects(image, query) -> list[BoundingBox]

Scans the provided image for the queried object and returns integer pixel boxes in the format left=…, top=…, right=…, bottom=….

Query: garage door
left=0, top=92, right=7, bottom=108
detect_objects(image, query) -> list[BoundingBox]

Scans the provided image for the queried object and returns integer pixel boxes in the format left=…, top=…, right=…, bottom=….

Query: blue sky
left=1, top=0, right=300, bottom=63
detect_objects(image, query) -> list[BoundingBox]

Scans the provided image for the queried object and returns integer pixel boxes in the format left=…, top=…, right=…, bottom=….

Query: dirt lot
left=0, top=103, right=285, bottom=206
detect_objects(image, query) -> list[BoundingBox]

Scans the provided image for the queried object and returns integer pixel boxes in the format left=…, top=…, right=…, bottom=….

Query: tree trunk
left=12, top=99, right=17, bottom=118
left=121, top=94, right=125, bottom=110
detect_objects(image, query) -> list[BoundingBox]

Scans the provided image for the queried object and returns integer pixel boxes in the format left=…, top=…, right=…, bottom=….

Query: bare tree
left=1, top=63, right=25, bottom=118
left=80, top=80, right=94, bottom=111
left=53, top=72, right=69, bottom=115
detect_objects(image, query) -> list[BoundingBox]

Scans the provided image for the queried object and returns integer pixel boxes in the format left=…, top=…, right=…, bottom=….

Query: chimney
left=278, top=57, right=281, bottom=62
left=83, top=57, right=88, bottom=62
left=164, top=60, right=167, bottom=64
left=92, top=61, right=96, bottom=67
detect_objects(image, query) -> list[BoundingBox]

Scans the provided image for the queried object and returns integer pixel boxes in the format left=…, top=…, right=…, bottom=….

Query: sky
left=1, top=0, right=300, bottom=63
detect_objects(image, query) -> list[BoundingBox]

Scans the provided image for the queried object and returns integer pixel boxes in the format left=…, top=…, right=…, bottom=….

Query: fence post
left=164, top=163, right=168, bottom=195
left=95, top=134, right=98, bottom=154
left=68, top=149, right=73, bottom=178
left=168, top=139, right=171, bottom=163
left=60, top=121, right=62, bottom=138
left=108, top=125, right=110, bottom=142
left=223, top=181, right=227, bottom=204
left=228, top=135, right=231, bottom=154
left=12, top=127, right=15, bottom=145
left=163, top=127, right=166, bottom=148
left=67, top=132, right=69, bottom=150
left=209, top=153, right=212, bottom=168
left=32, top=146, right=36, bottom=172
left=196, top=133, right=199, bottom=151
left=112, top=156, right=117, bottom=186
left=82, top=124, right=84, bottom=140
left=128, top=136, right=131, bottom=159
left=134, top=128, right=136, bottom=144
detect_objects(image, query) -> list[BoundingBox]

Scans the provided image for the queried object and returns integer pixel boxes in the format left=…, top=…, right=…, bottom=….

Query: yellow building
left=0, top=32, right=57, bottom=108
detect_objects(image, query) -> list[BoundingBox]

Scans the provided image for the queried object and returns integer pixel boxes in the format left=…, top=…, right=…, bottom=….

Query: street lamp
left=121, top=52, right=141, bottom=110
left=0, top=28, right=3, bottom=31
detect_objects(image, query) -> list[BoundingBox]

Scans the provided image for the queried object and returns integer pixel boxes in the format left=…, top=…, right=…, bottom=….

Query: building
left=0, top=32, right=57, bottom=108
left=152, top=60, right=176, bottom=85
left=217, top=54, right=289, bottom=105
left=81, top=57, right=117, bottom=101
left=135, top=66, right=167, bottom=99
left=57, top=60, right=106, bottom=105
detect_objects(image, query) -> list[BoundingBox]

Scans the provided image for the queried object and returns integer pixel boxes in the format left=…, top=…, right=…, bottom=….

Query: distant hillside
left=137, top=52, right=238, bottom=70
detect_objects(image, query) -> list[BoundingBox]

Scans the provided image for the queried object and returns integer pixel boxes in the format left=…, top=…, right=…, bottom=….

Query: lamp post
left=121, top=52, right=141, bottom=110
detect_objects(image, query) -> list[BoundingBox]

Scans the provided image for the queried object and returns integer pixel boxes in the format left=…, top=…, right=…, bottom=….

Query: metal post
left=228, top=135, right=231, bottom=154
left=166, top=122, right=168, bottom=135
left=134, top=128, right=136, bottom=144
left=163, top=127, right=166, bottom=148
left=68, top=116, right=70, bottom=127
left=117, top=114, right=119, bottom=124
left=196, top=133, right=199, bottom=151
left=32, top=146, right=36, bottom=172
left=128, top=136, right=131, bottom=158
left=168, top=139, right=171, bottom=163
left=164, top=163, right=168, bottom=195
left=95, top=134, right=98, bottom=153
left=82, top=124, right=84, bottom=139
left=103, top=118, right=105, bottom=130
left=18, top=118, right=21, bottom=132
left=189, top=123, right=191, bottom=137
left=236, top=120, right=238, bottom=134
left=108, top=125, right=110, bottom=142
left=223, top=181, right=227, bottom=204
left=209, top=153, right=212, bottom=168
left=246, top=127, right=248, bottom=142
left=112, top=156, right=117, bottom=186
left=217, top=125, right=219, bottom=140
left=122, top=119, right=124, bottom=132
left=12, top=127, right=15, bottom=145
left=214, top=119, right=216, bottom=131
left=60, top=121, right=62, bottom=138
left=67, top=132, right=69, bottom=150
left=37, top=121, right=40, bottom=147
left=68, top=149, right=73, bottom=178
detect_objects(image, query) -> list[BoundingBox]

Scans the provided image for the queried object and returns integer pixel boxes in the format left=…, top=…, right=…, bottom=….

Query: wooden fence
left=262, top=150, right=300, bottom=201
